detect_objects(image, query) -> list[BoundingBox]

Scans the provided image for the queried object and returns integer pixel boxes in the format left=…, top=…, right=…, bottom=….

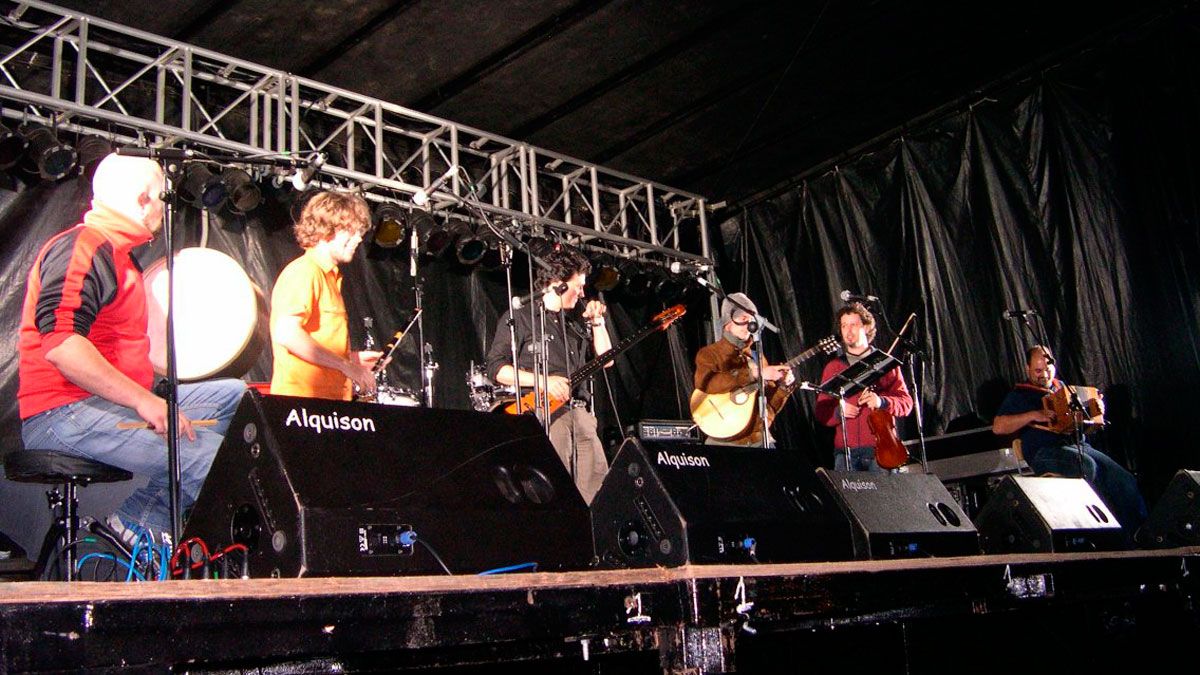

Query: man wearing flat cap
left=693, top=293, right=795, bottom=446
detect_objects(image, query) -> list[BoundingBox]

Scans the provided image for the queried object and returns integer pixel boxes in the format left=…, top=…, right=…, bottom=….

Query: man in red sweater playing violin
left=814, top=302, right=913, bottom=472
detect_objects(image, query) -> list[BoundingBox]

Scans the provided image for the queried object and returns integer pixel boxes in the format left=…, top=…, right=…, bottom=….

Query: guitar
left=500, top=304, right=687, bottom=417
left=690, top=335, right=839, bottom=440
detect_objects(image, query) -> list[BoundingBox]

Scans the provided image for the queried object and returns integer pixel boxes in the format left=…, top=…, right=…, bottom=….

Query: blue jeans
left=832, top=445, right=884, bottom=473
left=1027, top=441, right=1148, bottom=535
left=21, top=380, right=246, bottom=534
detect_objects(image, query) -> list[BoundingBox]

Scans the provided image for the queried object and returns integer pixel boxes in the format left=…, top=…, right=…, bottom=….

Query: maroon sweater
left=813, top=351, right=913, bottom=449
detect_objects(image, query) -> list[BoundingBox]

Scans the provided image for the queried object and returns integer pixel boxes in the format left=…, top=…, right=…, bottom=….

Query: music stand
left=819, top=349, right=902, bottom=470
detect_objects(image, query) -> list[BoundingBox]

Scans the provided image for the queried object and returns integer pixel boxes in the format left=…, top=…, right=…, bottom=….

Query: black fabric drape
left=713, top=16, right=1200, bottom=496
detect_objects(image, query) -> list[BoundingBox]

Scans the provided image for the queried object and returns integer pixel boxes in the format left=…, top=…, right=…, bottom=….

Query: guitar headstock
left=653, top=304, right=687, bottom=329
left=816, top=335, right=839, bottom=356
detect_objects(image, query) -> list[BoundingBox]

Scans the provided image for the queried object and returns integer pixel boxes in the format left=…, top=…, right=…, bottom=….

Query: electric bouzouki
left=500, top=304, right=687, bottom=417
left=690, top=335, right=838, bottom=440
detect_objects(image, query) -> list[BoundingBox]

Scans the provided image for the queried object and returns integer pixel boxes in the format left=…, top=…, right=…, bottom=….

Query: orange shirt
left=269, top=248, right=351, bottom=400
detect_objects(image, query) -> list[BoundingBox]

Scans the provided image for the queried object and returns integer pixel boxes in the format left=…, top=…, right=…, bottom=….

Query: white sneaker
left=105, top=514, right=143, bottom=550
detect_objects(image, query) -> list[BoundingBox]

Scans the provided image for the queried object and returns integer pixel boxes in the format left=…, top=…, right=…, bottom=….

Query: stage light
left=222, top=168, right=262, bottom=214
left=77, top=136, right=112, bottom=180
left=23, top=127, right=77, bottom=180
left=199, top=171, right=229, bottom=210
left=591, top=262, right=621, bottom=292
left=179, top=163, right=216, bottom=207
left=373, top=203, right=406, bottom=248
left=424, top=225, right=458, bottom=257
left=0, top=122, right=28, bottom=170
left=456, top=235, right=488, bottom=266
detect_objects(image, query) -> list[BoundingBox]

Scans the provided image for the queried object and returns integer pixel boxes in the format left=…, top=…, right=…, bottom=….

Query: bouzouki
left=500, top=304, right=687, bottom=417
left=689, top=335, right=839, bottom=440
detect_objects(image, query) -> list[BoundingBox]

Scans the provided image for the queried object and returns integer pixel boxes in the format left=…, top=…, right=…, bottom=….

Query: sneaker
left=105, top=514, right=143, bottom=550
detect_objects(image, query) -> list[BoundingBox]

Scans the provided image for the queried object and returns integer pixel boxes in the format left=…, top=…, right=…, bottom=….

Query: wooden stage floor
left=3, top=547, right=1199, bottom=673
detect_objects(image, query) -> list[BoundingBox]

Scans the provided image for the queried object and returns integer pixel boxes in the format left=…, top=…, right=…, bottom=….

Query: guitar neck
left=783, top=344, right=824, bottom=369
left=569, top=320, right=662, bottom=387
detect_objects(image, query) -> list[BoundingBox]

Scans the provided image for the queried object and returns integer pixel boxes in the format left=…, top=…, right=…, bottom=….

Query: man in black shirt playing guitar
left=485, top=245, right=612, bottom=504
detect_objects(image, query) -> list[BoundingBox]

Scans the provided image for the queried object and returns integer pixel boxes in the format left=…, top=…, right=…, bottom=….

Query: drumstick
left=117, top=419, right=219, bottom=430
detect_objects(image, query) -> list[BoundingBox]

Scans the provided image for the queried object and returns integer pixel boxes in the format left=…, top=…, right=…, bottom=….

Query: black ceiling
left=47, top=0, right=1185, bottom=203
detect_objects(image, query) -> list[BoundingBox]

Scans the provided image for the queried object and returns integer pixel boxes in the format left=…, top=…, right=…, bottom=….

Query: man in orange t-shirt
left=270, top=191, right=381, bottom=400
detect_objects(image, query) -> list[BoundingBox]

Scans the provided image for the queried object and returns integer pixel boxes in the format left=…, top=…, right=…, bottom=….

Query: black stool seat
left=5, top=450, right=133, bottom=581
left=5, top=450, right=132, bottom=485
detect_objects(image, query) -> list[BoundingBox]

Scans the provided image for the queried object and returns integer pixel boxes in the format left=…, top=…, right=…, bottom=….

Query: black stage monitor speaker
left=591, top=439, right=855, bottom=567
left=1136, top=469, right=1200, bottom=549
left=590, top=441, right=980, bottom=566
left=975, top=475, right=1126, bottom=553
left=183, top=392, right=593, bottom=577
left=816, top=469, right=981, bottom=559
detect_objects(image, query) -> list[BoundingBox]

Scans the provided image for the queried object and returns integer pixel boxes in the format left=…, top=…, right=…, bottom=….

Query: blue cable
left=477, top=562, right=538, bottom=576
left=124, top=524, right=155, bottom=582
left=76, top=553, right=145, bottom=581
left=126, top=535, right=142, bottom=582
left=158, top=542, right=170, bottom=581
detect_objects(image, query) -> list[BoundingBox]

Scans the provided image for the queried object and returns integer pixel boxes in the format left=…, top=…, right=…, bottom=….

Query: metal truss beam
left=0, top=0, right=713, bottom=265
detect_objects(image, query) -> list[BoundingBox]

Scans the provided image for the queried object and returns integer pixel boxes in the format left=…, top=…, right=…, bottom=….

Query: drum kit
left=466, top=362, right=515, bottom=412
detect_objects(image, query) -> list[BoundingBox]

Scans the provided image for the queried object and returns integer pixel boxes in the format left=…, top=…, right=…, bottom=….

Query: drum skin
left=144, top=247, right=269, bottom=381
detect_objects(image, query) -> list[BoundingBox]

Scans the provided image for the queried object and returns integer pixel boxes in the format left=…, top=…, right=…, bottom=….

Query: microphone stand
left=901, top=334, right=929, bottom=475
left=749, top=319, right=772, bottom=449
left=450, top=173, right=558, bottom=428
left=798, top=382, right=851, bottom=470
left=161, top=161, right=182, bottom=548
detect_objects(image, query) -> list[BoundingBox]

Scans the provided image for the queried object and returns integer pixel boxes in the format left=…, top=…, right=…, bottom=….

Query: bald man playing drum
left=17, top=153, right=246, bottom=543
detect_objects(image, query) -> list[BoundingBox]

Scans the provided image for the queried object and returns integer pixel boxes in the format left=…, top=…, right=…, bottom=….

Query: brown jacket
left=693, top=339, right=794, bottom=445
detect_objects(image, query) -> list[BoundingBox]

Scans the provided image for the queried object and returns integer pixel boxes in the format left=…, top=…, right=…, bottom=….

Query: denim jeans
left=21, top=379, right=246, bottom=534
left=1027, top=441, right=1148, bottom=536
left=832, top=445, right=884, bottom=473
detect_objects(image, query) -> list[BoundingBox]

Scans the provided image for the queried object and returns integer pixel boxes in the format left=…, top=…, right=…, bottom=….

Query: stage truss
left=0, top=0, right=715, bottom=269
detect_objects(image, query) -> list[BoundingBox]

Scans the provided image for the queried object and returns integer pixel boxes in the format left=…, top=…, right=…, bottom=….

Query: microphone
left=511, top=291, right=537, bottom=310
left=115, top=146, right=195, bottom=160
left=669, top=260, right=713, bottom=275
left=511, top=282, right=568, bottom=309
left=291, top=152, right=326, bottom=191
left=412, top=166, right=458, bottom=207
left=839, top=289, right=879, bottom=304
left=409, top=222, right=419, bottom=278
left=1003, top=309, right=1039, bottom=320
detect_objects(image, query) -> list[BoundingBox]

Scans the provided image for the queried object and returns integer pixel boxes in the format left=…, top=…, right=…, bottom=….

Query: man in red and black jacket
left=814, top=302, right=913, bottom=472
left=18, top=153, right=244, bottom=542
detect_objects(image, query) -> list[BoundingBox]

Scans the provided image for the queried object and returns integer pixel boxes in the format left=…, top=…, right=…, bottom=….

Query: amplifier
left=636, top=419, right=700, bottom=442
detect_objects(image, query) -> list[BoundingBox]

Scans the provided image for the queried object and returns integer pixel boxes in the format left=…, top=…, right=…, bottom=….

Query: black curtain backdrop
left=712, top=15, right=1200, bottom=499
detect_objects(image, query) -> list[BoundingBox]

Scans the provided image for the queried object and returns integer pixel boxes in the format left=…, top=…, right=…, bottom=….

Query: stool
left=5, top=450, right=132, bottom=581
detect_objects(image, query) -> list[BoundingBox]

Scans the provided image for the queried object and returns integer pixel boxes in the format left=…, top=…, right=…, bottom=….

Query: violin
left=864, top=312, right=917, bottom=470
left=866, top=402, right=907, bottom=470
